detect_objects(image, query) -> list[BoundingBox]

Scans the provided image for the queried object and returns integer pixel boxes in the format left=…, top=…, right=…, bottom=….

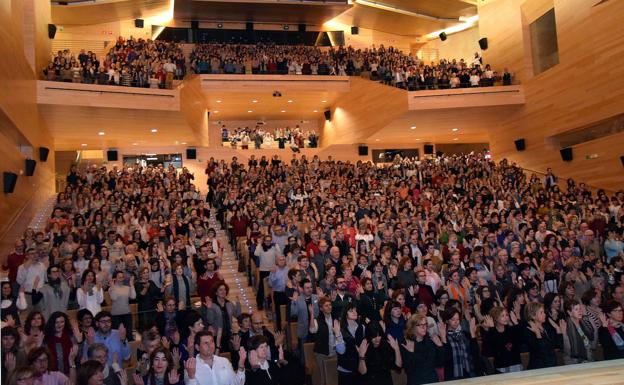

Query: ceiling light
left=132, top=143, right=138, bottom=146
left=81, top=143, right=87, bottom=146
left=247, top=110, right=253, bottom=113
left=375, top=139, right=380, bottom=141
left=216, top=100, right=222, bottom=103
left=151, top=129, right=158, bottom=133
left=410, top=126, right=416, bottom=130
left=281, top=110, right=286, bottom=113
left=355, top=0, right=458, bottom=21
left=453, top=138, right=459, bottom=141
left=313, top=110, right=318, bottom=112
left=98, top=132, right=105, bottom=136
left=213, top=110, right=219, bottom=113
left=181, top=142, right=187, bottom=145
left=287, top=100, right=293, bottom=103
left=416, top=138, right=421, bottom=141
left=322, top=100, right=327, bottom=103
left=452, top=128, right=459, bottom=132
left=252, top=100, right=258, bottom=103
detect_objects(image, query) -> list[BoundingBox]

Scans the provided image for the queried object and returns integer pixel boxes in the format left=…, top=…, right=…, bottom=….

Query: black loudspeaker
left=358, top=145, right=368, bottom=156
left=186, top=149, right=197, bottom=159
left=424, top=144, right=434, bottom=155
left=621, top=156, right=624, bottom=167
left=25, top=159, right=37, bottom=176
left=439, top=32, right=447, bottom=41
left=48, top=24, right=57, bottom=39
left=191, top=20, right=199, bottom=29
left=39, top=147, right=50, bottom=162
left=324, top=110, right=331, bottom=121
left=246, top=22, right=253, bottom=31
left=135, top=19, right=144, bottom=28
left=107, top=150, right=118, bottom=162
left=298, top=24, right=306, bottom=33
left=514, top=138, right=525, bottom=151
left=3, top=172, right=17, bottom=193
left=351, top=26, right=359, bottom=35
left=560, top=147, right=573, bottom=162
left=479, top=37, right=488, bottom=50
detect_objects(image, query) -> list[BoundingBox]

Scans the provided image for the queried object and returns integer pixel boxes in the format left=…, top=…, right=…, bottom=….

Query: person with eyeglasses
left=598, top=300, right=624, bottom=360
left=27, top=346, right=78, bottom=385
left=8, top=366, right=34, bottom=385
left=85, top=311, right=131, bottom=366
left=400, top=314, right=444, bottom=385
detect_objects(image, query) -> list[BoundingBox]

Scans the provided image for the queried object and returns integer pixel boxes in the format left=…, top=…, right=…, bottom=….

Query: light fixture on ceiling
left=281, top=110, right=286, bottom=113
left=213, top=110, right=219, bottom=113
left=132, top=143, right=138, bottom=146
left=416, top=138, right=421, bottom=141
left=151, top=129, right=158, bottom=133
left=453, top=138, right=459, bottom=141
left=216, top=100, right=222, bottom=103
left=410, top=126, right=416, bottom=130
left=247, top=110, right=253, bottom=113
left=181, top=142, right=187, bottom=145
left=98, top=132, right=105, bottom=136
left=81, top=143, right=87, bottom=146
left=252, top=100, right=258, bottom=103
left=375, top=139, right=380, bottom=141
left=287, top=100, right=293, bottom=103
left=313, top=110, right=318, bottom=112
left=321, top=100, right=327, bottom=103
left=452, top=128, right=459, bottom=131
left=354, top=0, right=459, bottom=21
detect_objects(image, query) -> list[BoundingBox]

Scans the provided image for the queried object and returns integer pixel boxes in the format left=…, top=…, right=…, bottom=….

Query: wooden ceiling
left=51, top=0, right=171, bottom=25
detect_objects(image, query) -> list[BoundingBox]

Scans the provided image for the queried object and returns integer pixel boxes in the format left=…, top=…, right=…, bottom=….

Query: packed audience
left=42, top=37, right=186, bottom=89
left=190, top=43, right=514, bottom=89
left=1, top=153, right=623, bottom=385
left=221, top=125, right=319, bottom=149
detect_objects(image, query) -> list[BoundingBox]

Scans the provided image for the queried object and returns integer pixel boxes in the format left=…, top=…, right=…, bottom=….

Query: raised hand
left=4, top=314, right=16, bottom=328
left=469, top=316, right=477, bottom=337
left=4, top=352, right=16, bottom=371
left=387, top=335, right=399, bottom=351
left=437, top=321, right=446, bottom=337
left=274, top=331, right=285, bottom=347
left=401, top=339, right=415, bottom=353
left=558, top=319, right=567, bottom=335
left=132, top=373, right=145, bottom=385
left=278, top=344, right=285, bottom=362
left=379, top=320, right=386, bottom=333
left=172, top=347, right=180, bottom=365
left=599, top=312, right=609, bottom=327
left=231, top=334, right=241, bottom=351
left=168, top=370, right=180, bottom=384
left=357, top=339, right=369, bottom=358
left=156, top=301, right=164, bottom=312
left=332, top=319, right=341, bottom=336
left=527, top=321, right=542, bottom=338
left=69, top=344, right=79, bottom=363
left=185, top=358, right=197, bottom=379
left=161, top=336, right=171, bottom=350
left=482, top=315, right=494, bottom=329
left=117, top=369, right=128, bottom=385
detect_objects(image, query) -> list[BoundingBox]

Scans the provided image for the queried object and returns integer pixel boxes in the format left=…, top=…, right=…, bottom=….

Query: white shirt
left=184, top=354, right=245, bottom=385
left=16, top=261, right=47, bottom=292
left=77, top=286, right=104, bottom=315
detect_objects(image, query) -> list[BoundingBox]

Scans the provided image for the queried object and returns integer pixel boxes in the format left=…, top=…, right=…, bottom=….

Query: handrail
left=411, top=88, right=522, bottom=98
left=42, top=85, right=177, bottom=98
left=517, top=166, right=616, bottom=194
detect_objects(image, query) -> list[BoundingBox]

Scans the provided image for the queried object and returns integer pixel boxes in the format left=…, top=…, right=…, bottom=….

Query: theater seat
left=324, top=357, right=338, bottom=385
left=391, top=369, right=407, bottom=385
left=289, top=322, right=299, bottom=350
left=303, top=342, right=316, bottom=378
left=520, top=352, right=529, bottom=369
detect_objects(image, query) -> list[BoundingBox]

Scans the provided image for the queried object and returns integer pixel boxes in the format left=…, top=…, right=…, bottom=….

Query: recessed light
left=287, top=100, right=293, bottom=103
left=81, top=143, right=87, bottom=146
left=375, top=139, right=380, bottom=141
left=410, top=126, right=416, bottom=130
left=132, top=143, right=138, bottom=146
left=181, top=142, right=187, bottom=145
left=252, top=100, right=258, bottom=103
left=98, top=132, right=105, bottom=136
left=416, top=138, right=421, bottom=141
left=216, top=100, right=222, bottom=103
left=151, top=129, right=158, bottom=133
left=281, top=110, right=286, bottom=113
left=453, top=138, right=459, bottom=141
left=313, top=110, right=318, bottom=112
left=247, top=110, right=253, bottom=113
left=322, top=100, right=327, bottom=103
left=452, top=128, right=459, bottom=132
left=213, top=110, right=219, bottom=113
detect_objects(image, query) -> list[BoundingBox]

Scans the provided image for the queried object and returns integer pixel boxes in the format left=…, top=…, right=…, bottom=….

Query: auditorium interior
left=1, top=0, right=623, bottom=384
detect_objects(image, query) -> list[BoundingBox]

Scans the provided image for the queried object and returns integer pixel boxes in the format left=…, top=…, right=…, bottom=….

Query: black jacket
left=598, top=325, right=624, bottom=360
left=525, top=326, right=562, bottom=369
left=337, top=323, right=365, bottom=373
left=401, top=337, right=444, bottom=385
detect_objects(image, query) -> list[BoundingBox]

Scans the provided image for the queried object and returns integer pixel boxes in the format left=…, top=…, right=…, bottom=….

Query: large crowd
left=221, top=125, right=319, bottom=150
left=1, top=154, right=623, bottom=385
left=190, top=43, right=514, bottom=89
left=42, top=37, right=186, bottom=89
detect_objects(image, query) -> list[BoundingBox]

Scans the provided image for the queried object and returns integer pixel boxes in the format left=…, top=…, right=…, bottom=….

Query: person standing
left=32, top=265, right=70, bottom=319
left=254, top=235, right=282, bottom=311
left=184, top=331, right=246, bottom=385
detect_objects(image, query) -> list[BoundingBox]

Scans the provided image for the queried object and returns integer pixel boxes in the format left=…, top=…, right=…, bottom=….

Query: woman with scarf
left=43, top=312, right=80, bottom=375
left=439, top=308, right=480, bottom=380
left=357, top=277, right=386, bottom=323
left=244, top=335, right=288, bottom=385
left=598, top=300, right=624, bottom=360
left=202, top=282, right=242, bottom=353
left=166, top=263, right=193, bottom=310
left=562, top=299, right=595, bottom=364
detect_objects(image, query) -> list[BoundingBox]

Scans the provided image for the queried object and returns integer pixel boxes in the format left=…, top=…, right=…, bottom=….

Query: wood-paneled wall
left=479, top=0, right=624, bottom=191
left=180, top=75, right=210, bottom=147
left=0, top=0, right=56, bottom=256
left=408, top=85, right=525, bottom=110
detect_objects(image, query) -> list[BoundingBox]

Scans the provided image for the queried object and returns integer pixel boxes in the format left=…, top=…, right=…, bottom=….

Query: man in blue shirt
left=84, top=311, right=131, bottom=365
left=269, top=255, right=289, bottom=330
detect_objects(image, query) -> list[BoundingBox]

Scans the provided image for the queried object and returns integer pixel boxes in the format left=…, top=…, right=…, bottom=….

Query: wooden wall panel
left=421, top=26, right=481, bottom=63
left=479, top=0, right=624, bottom=191
left=200, top=75, right=351, bottom=93
left=408, top=85, right=525, bottom=110
left=180, top=75, right=210, bottom=147
left=320, top=77, right=409, bottom=146
left=51, top=0, right=170, bottom=26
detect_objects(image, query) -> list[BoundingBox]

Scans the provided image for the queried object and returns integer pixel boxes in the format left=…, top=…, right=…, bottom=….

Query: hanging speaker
left=479, top=37, right=488, bottom=50
left=514, top=139, right=525, bottom=151
left=351, top=26, right=359, bottom=35
left=39, top=147, right=50, bottom=162
left=621, top=155, right=624, bottom=167
left=298, top=24, right=306, bottom=33
left=246, top=22, right=253, bottom=32
left=324, top=110, right=331, bottom=121
left=135, top=19, right=144, bottom=28
left=3, top=172, right=18, bottom=193
left=560, top=148, right=573, bottom=161
left=48, top=24, right=57, bottom=39
left=186, top=149, right=197, bottom=160
left=25, top=159, right=37, bottom=176
left=358, top=145, right=368, bottom=156
left=439, top=32, right=447, bottom=41
left=424, top=144, right=434, bottom=155
left=191, top=20, right=199, bottom=29
left=107, top=150, right=118, bottom=162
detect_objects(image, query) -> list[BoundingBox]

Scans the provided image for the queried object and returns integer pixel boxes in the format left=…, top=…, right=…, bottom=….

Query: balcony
left=408, top=85, right=525, bottom=110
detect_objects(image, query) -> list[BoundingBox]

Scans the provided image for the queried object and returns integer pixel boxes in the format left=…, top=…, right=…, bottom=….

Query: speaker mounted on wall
left=48, top=24, right=57, bottom=39
left=191, top=20, right=199, bottom=29
left=358, top=145, right=368, bottom=156
left=186, top=148, right=197, bottom=160
left=560, top=147, right=573, bottom=162
left=298, top=24, right=306, bottom=33
left=479, top=37, right=488, bottom=50
left=351, top=26, right=359, bottom=35
left=3, top=172, right=17, bottom=193
left=107, top=150, right=118, bottom=162
left=324, top=110, right=331, bottom=121
left=39, top=147, right=50, bottom=162
left=514, top=138, right=526, bottom=151
left=135, top=19, right=144, bottom=28
left=25, top=159, right=37, bottom=176
left=439, top=32, right=447, bottom=41
left=424, top=144, right=434, bottom=155
left=246, top=22, right=253, bottom=31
